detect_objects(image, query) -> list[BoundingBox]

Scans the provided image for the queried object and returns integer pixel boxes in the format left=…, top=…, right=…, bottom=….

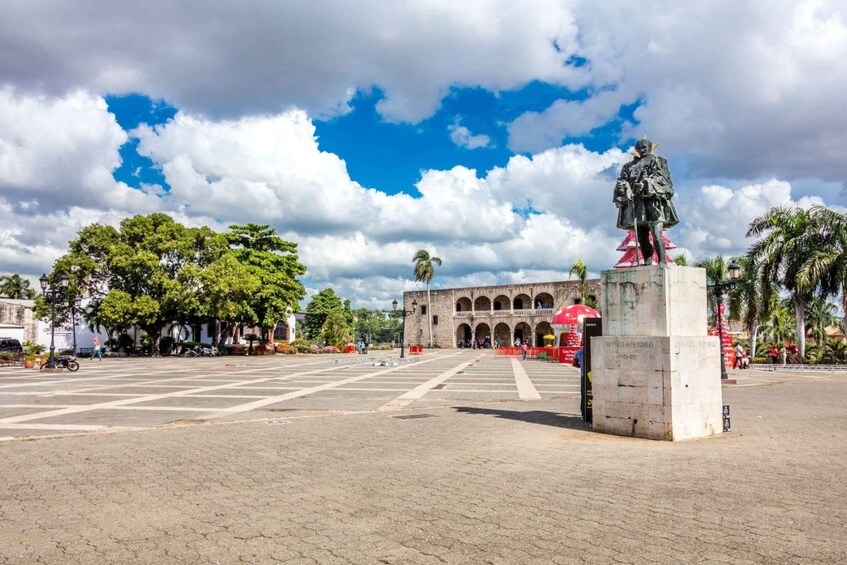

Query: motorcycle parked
left=40, top=355, right=80, bottom=372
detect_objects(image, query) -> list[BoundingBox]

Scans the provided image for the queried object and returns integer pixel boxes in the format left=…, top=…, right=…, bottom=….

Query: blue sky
left=0, top=1, right=845, bottom=308
left=106, top=82, right=639, bottom=198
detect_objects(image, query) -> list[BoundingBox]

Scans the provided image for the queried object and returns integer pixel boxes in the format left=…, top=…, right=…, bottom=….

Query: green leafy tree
left=747, top=206, right=820, bottom=356
left=321, top=311, right=351, bottom=347
left=413, top=249, right=442, bottom=347
left=673, top=254, right=688, bottom=266
left=197, top=253, right=261, bottom=346
left=354, top=308, right=402, bottom=343
left=0, top=274, right=37, bottom=299
left=224, top=224, right=306, bottom=340
left=342, top=299, right=355, bottom=327
left=568, top=259, right=588, bottom=303
left=54, top=213, right=232, bottom=355
left=303, top=288, right=344, bottom=340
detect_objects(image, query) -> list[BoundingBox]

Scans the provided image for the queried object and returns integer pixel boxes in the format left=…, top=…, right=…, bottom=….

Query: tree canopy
left=225, top=223, right=306, bottom=336
left=303, top=288, right=345, bottom=340
left=51, top=214, right=306, bottom=354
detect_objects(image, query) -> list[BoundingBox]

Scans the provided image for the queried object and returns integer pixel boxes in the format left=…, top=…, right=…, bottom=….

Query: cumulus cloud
left=0, top=89, right=840, bottom=310
left=0, top=88, right=163, bottom=212
left=0, top=0, right=585, bottom=124
left=448, top=119, right=492, bottom=149
left=509, top=1, right=847, bottom=183
left=508, top=89, right=632, bottom=153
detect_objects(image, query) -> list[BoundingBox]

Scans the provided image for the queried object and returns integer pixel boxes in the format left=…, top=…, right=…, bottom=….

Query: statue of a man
left=613, top=137, right=679, bottom=265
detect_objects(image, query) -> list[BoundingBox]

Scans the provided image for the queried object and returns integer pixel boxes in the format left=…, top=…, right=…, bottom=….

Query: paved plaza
left=0, top=351, right=845, bottom=563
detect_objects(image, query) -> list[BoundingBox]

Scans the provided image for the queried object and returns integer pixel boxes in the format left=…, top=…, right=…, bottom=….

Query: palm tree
left=747, top=206, right=820, bottom=357
left=0, top=274, right=37, bottom=299
left=760, top=299, right=796, bottom=345
left=695, top=255, right=729, bottom=320
left=804, top=296, right=838, bottom=347
left=731, top=255, right=769, bottom=360
left=413, top=249, right=442, bottom=348
left=568, top=259, right=587, bottom=303
left=797, top=206, right=847, bottom=336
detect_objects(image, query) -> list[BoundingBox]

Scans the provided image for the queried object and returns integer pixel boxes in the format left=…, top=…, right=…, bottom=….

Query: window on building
left=456, top=303, right=462, bottom=311
left=420, top=304, right=427, bottom=315
left=433, top=315, right=438, bottom=325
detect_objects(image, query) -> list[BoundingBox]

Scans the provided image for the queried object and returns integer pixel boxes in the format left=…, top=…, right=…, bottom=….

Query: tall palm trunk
left=426, top=284, right=433, bottom=347
left=795, top=299, right=806, bottom=357
left=749, top=321, right=758, bottom=361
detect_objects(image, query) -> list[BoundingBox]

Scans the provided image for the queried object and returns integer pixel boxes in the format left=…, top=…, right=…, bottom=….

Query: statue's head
left=634, top=136, right=654, bottom=158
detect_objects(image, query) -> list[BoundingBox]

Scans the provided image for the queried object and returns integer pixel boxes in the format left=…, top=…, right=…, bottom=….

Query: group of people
left=769, top=344, right=801, bottom=365
left=732, top=343, right=802, bottom=368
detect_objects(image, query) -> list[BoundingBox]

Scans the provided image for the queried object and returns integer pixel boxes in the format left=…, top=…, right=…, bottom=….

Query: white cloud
left=508, top=89, right=631, bottom=153
left=448, top=119, right=492, bottom=149
left=0, top=1, right=585, bottom=124
left=509, top=1, right=847, bottom=183
left=0, top=90, right=841, bottom=311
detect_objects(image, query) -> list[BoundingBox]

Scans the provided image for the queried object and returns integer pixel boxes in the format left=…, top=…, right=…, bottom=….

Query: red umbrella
left=551, top=304, right=600, bottom=332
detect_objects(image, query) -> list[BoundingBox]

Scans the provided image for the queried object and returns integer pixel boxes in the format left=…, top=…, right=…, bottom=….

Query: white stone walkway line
left=0, top=364, right=353, bottom=425
left=38, top=360, right=324, bottom=395
left=377, top=355, right=481, bottom=412
left=511, top=358, right=541, bottom=400
left=197, top=353, right=459, bottom=420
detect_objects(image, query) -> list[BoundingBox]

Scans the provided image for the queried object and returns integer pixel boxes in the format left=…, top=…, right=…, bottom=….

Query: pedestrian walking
left=769, top=346, right=779, bottom=365
left=733, top=344, right=744, bottom=369
left=780, top=346, right=787, bottom=365
left=93, top=336, right=102, bottom=361
left=521, top=341, right=528, bottom=361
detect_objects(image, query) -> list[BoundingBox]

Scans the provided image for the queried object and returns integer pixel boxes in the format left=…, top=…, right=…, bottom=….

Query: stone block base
left=591, top=335, right=723, bottom=441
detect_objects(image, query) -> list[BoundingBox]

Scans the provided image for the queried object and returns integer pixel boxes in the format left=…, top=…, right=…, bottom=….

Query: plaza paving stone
left=0, top=351, right=845, bottom=563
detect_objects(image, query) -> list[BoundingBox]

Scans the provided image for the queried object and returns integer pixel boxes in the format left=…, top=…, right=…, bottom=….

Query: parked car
left=0, top=338, right=23, bottom=353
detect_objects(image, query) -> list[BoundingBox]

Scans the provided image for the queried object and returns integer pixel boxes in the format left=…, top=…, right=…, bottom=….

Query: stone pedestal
left=592, top=265, right=723, bottom=441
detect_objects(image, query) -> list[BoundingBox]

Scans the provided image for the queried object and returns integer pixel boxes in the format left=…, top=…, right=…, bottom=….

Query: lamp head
left=727, top=261, right=742, bottom=281
left=411, top=298, right=418, bottom=313
left=59, top=274, right=69, bottom=288
left=39, top=273, right=49, bottom=291
left=392, top=299, right=398, bottom=311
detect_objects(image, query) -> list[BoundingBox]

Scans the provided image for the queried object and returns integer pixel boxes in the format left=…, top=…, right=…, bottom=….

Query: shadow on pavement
left=453, top=406, right=590, bottom=430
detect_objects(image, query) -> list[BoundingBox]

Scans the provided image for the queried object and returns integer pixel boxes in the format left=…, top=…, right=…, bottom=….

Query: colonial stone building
left=402, top=279, right=602, bottom=349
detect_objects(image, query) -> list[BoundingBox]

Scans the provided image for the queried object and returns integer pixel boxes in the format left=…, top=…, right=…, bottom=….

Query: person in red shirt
left=770, top=346, right=779, bottom=365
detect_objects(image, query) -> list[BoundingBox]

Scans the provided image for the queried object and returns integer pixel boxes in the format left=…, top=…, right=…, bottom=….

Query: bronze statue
left=613, top=137, right=679, bottom=265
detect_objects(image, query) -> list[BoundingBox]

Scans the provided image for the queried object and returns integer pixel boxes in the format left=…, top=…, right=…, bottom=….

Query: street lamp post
left=39, top=273, right=69, bottom=369
left=71, top=296, right=82, bottom=354
left=709, top=261, right=742, bottom=380
left=392, top=298, right=418, bottom=359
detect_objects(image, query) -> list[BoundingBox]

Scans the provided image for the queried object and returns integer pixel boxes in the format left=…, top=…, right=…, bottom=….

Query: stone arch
left=513, top=294, right=531, bottom=311
left=535, top=321, right=553, bottom=347
left=473, top=296, right=491, bottom=312
left=492, top=294, right=510, bottom=311
left=533, top=292, right=554, bottom=309
left=474, top=323, right=491, bottom=345
left=514, top=322, right=532, bottom=345
left=493, top=322, right=510, bottom=346
left=455, top=297, right=472, bottom=312
left=456, top=323, right=472, bottom=346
